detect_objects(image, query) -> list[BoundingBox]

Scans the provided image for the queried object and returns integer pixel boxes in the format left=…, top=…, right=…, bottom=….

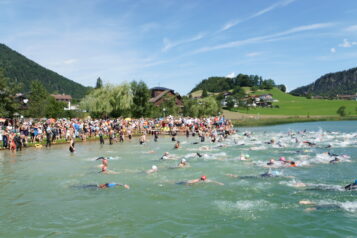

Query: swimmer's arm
left=206, top=179, right=224, bottom=186
left=116, top=184, right=130, bottom=189
left=226, top=174, right=239, bottom=178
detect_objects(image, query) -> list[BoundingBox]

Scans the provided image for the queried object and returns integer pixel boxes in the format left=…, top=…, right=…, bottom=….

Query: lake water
left=1, top=121, right=357, bottom=237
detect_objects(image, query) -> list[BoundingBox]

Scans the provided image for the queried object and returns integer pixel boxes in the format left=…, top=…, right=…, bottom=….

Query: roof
left=51, top=94, right=72, bottom=100
left=150, top=87, right=174, bottom=92
left=149, top=90, right=169, bottom=103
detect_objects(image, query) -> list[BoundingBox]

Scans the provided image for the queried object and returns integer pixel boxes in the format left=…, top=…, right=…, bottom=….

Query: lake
left=1, top=121, right=357, bottom=237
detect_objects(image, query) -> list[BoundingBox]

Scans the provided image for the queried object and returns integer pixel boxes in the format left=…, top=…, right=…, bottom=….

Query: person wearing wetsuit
left=74, top=183, right=130, bottom=189
left=99, top=130, right=105, bottom=144
left=345, top=180, right=357, bottom=190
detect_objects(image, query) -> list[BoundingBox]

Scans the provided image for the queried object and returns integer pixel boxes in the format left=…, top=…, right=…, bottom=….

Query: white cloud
left=162, top=33, right=205, bottom=52
left=220, top=0, right=296, bottom=32
left=330, top=48, right=336, bottom=53
left=338, top=39, right=357, bottom=48
left=63, top=59, right=78, bottom=65
left=246, top=52, right=263, bottom=57
left=344, top=25, right=357, bottom=32
left=225, top=72, right=236, bottom=78
left=194, top=22, right=334, bottom=54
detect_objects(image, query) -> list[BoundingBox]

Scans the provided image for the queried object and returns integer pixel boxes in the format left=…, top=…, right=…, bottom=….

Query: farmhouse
left=149, top=87, right=184, bottom=107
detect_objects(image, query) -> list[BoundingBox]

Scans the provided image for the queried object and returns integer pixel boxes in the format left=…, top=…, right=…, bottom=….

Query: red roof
left=51, top=94, right=72, bottom=100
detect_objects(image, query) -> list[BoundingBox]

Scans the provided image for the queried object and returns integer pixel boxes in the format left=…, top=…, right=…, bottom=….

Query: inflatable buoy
left=35, top=144, right=43, bottom=149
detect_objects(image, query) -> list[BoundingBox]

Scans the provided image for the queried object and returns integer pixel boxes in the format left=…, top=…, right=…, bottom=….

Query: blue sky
left=1, top=0, right=357, bottom=94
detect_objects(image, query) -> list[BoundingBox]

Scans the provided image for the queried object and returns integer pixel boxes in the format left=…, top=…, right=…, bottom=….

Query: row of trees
left=1, top=67, right=222, bottom=119
left=80, top=79, right=221, bottom=118
left=191, top=74, right=286, bottom=93
left=0, top=68, right=77, bottom=118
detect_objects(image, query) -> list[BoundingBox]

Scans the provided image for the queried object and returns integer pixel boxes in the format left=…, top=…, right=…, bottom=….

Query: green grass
left=231, top=116, right=357, bottom=127
left=233, top=88, right=357, bottom=116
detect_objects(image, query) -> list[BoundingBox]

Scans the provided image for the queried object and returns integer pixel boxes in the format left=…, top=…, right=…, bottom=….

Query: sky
left=1, top=0, right=357, bottom=94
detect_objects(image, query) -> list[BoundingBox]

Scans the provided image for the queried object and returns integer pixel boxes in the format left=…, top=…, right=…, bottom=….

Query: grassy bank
left=231, top=116, right=357, bottom=127
left=233, top=88, right=357, bottom=116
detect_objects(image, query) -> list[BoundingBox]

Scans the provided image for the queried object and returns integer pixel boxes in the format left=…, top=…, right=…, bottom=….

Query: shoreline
left=231, top=116, right=357, bottom=127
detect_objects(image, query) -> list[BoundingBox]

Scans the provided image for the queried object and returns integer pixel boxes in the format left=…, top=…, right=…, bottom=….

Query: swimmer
left=329, top=157, right=340, bottom=164
left=177, top=175, right=224, bottom=186
left=299, top=200, right=343, bottom=211
left=160, top=152, right=170, bottom=160
left=146, top=165, right=158, bottom=174
left=279, top=157, right=289, bottom=164
left=174, top=141, right=181, bottom=149
left=267, top=159, right=275, bottom=166
left=226, top=169, right=284, bottom=179
left=289, top=161, right=297, bottom=167
left=303, top=141, right=316, bottom=147
left=96, top=156, right=109, bottom=167
left=177, top=159, right=188, bottom=168
left=73, top=183, right=130, bottom=189
left=99, top=165, right=119, bottom=174
left=344, top=180, right=357, bottom=190
left=196, top=152, right=203, bottom=158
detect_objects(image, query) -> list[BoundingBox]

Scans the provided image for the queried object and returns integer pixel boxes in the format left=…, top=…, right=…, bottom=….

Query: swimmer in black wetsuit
left=345, top=180, right=357, bottom=190
left=226, top=169, right=283, bottom=179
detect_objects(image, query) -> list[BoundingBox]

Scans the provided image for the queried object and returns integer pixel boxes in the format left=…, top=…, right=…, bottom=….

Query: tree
left=45, top=97, right=66, bottom=118
left=0, top=68, right=21, bottom=117
left=28, top=80, right=50, bottom=118
left=201, top=88, right=208, bottom=98
left=261, top=79, right=275, bottom=89
left=110, top=83, right=133, bottom=117
left=277, top=84, right=286, bottom=92
left=159, top=95, right=180, bottom=117
left=183, top=96, right=220, bottom=117
left=131, top=81, right=151, bottom=118
left=80, top=83, right=133, bottom=118
left=337, top=106, right=346, bottom=117
left=95, top=77, right=103, bottom=89
left=226, top=96, right=235, bottom=109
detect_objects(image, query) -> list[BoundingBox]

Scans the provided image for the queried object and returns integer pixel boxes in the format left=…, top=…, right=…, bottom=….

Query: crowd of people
left=0, top=116, right=234, bottom=152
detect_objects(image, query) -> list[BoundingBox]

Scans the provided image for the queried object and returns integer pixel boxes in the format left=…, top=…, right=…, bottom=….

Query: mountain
left=0, top=43, right=90, bottom=99
left=290, top=67, right=357, bottom=97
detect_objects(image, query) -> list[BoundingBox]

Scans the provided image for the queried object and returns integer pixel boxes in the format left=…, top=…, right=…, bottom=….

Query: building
left=51, top=94, right=74, bottom=110
left=149, top=87, right=183, bottom=107
left=336, top=94, right=357, bottom=101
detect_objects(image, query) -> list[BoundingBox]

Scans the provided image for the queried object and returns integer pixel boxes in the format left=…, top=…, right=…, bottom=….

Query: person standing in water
left=99, top=130, right=105, bottom=145
left=69, top=137, right=75, bottom=153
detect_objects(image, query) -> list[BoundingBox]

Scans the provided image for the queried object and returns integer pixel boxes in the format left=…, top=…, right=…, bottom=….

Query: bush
left=336, top=106, right=346, bottom=117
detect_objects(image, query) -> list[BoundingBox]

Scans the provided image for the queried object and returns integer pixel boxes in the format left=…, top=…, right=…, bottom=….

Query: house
left=336, top=94, right=357, bottom=101
left=51, top=94, right=74, bottom=110
left=149, top=87, right=184, bottom=107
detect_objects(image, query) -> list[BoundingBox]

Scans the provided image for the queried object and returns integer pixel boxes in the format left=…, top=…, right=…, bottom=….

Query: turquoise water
left=1, top=121, right=357, bottom=237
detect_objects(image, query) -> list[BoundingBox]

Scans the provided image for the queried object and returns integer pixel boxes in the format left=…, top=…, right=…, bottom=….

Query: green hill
left=290, top=67, right=357, bottom=97
left=0, top=43, right=90, bottom=99
left=234, top=88, right=357, bottom=116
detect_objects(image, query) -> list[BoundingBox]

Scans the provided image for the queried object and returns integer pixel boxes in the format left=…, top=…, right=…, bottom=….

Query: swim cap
left=245, top=154, right=250, bottom=158
left=279, top=157, right=286, bottom=161
left=200, top=175, right=207, bottom=181
left=181, top=159, right=186, bottom=163
left=152, top=165, right=158, bottom=170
